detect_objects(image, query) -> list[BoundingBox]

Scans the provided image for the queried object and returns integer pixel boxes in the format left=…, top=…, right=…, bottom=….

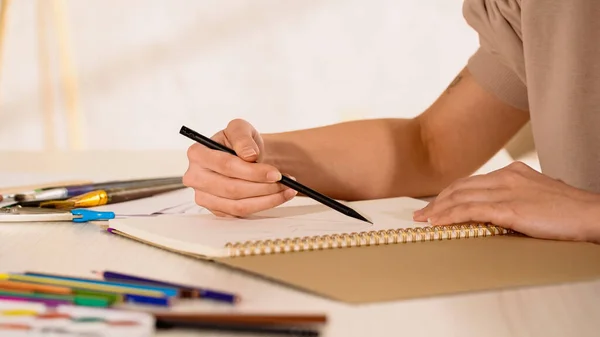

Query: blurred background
left=0, top=0, right=534, bottom=163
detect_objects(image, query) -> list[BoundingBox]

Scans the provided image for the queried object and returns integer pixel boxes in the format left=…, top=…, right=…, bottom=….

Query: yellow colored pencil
left=1, top=309, right=39, bottom=316
left=0, top=274, right=165, bottom=298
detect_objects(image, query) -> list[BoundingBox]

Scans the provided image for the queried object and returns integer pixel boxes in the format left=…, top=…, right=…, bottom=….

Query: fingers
left=413, top=188, right=509, bottom=222
left=437, top=172, right=504, bottom=199
left=437, top=162, right=533, bottom=200
left=184, top=119, right=291, bottom=218
left=223, top=119, right=261, bottom=162
left=193, top=188, right=298, bottom=217
left=411, top=163, right=527, bottom=229
left=185, top=166, right=288, bottom=199
left=424, top=202, right=516, bottom=230
left=415, top=174, right=503, bottom=219
left=187, top=143, right=281, bottom=183
left=415, top=163, right=533, bottom=219
left=206, top=150, right=282, bottom=182
left=186, top=121, right=280, bottom=184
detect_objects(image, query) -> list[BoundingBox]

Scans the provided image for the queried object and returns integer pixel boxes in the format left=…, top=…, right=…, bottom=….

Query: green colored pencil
left=72, top=289, right=122, bottom=305
left=0, top=273, right=165, bottom=298
left=0, top=289, right=110, bottom=307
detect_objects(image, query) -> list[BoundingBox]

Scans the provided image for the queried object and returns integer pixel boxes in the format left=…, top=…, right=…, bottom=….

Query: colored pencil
left=93, top=270, right=239, bottom=304
left=0, top=309, right=39, bottom=316
left=0, top=294, right=70, bottom=307
left=0, top=274, right=166, bottom=299
left=4, top=273, right=170, bottom=307
left=23, top=272, right=179, bottom=297
left=70, top=289, right=122, bottom=305
left=0, top=290, right=109, bottom=307
left=0, top=280, right=128, bottom=306
left=0, top=280, right=72, bottom=295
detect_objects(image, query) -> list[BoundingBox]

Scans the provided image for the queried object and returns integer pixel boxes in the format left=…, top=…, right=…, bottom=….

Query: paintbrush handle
left=106, top=183, right=186, bottom=204
left=66, top=177, right=182, bottom=197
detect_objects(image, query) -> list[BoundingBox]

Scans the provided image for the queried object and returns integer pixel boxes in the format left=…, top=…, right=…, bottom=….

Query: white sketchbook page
left=108, top=197, right=429, bottom=257
left=91, top=189, right=325, bottom=216
left=91, top=188, right=208, bottom=216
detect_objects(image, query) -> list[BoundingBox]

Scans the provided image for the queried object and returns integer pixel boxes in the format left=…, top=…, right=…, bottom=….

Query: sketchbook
left=106, top=196, right=600, bottom=304
left=106, top=196, right=509, bottom=258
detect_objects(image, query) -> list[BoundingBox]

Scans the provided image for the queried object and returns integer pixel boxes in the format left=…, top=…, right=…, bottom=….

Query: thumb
left=223, top=119, right=260, bottom=162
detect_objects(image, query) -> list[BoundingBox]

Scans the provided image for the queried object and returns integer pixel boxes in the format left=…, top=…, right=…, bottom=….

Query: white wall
left=0, top=0, right=478, bottom=151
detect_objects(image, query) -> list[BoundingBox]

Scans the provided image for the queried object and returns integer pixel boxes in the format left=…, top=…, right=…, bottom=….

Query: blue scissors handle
left=71, top=209, right=115, bottom=223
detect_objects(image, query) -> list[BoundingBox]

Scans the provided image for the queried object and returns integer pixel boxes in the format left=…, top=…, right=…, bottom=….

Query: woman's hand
left=183, top=119, right=297, bottom=218
left=413, top=161, right=600, bottom=243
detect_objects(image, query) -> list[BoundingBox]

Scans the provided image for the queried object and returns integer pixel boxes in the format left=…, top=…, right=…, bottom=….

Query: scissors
left=0, top=207, right=115, bottom=223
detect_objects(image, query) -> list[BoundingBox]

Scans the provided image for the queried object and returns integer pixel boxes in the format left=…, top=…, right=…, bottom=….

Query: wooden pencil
left=0, top=280, right=72, bottom=295
left=0, top=274, right=166, bottom=298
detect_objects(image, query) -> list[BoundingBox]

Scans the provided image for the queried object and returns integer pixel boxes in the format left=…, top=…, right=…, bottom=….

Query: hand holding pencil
left=183, top=119, right=298, bottom=218
left=181, top=123, right=370, bottom=223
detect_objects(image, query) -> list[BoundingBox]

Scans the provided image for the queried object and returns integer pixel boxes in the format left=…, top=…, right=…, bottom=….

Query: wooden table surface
left=0, top=150, right=598, bottom=337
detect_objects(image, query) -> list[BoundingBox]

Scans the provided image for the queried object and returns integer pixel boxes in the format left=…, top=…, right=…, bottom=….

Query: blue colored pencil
left=22, top=272, right=179, bottom=298
left=94, top=270, right=239, bottom=304
left=124, top=293, right=170, bottom=306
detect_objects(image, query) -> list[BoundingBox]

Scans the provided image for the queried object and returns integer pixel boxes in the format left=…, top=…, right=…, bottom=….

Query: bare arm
left=262, top=67, right=530, bottom=200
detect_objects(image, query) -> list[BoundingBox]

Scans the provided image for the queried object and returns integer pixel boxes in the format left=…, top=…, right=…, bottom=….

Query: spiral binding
left=224, top=223, right=510, bottom=257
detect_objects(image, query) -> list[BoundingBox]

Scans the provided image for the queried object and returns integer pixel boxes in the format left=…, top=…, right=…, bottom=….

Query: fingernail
left=413, top=209, right=426, bottom=221
left=284, top=189, right=297, bottom=199
left=241, top=148, right=257, bottom=158
left=267, top=171, right=282, bottom=182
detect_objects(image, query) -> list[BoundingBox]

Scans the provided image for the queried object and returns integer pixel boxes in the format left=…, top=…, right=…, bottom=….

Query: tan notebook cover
left=106, top=196, right=600, bottom=304
left=217, top=235, right=600, bottom=303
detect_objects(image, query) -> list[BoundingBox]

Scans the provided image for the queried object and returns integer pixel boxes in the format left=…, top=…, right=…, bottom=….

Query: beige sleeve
left=466, top=48, right=529, bottom=111
left=462, top=0, right=529, bottom=111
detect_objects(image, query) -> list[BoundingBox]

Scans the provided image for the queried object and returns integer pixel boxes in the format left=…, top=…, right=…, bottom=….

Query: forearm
left=588, top=202, right=600, bottom=244
left=262, top=118, right=438, bottom=201
left=590, top=226, right=600, bottom=244
left=261, top=67, right=529, bottom=201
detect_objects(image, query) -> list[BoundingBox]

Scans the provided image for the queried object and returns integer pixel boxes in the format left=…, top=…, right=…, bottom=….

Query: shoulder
left=462, top=0, right=524, bottom=57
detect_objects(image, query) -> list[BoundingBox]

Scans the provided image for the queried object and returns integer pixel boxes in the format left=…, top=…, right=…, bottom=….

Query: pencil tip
left=348, top=210, right=372, bottom=224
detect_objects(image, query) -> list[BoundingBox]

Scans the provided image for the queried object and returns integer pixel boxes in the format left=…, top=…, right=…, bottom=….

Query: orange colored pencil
left=0, top=280, right=72, bottom=295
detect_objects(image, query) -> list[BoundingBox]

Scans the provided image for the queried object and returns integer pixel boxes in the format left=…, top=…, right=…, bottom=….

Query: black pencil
left=179, top=125, right=372, bottom=223
left=156, top=319, right=321, bottom=336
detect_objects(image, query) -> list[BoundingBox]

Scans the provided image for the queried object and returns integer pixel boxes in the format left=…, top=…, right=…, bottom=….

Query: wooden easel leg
left=50, top=0, right=83, bottom=150
left=0, top=0, right=13, bottom=108
left=37, top=0, right=57, bottom=150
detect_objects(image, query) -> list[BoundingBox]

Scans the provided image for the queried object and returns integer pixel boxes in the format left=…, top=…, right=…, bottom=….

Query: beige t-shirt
left=463, top=0, right=600, bottom=193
